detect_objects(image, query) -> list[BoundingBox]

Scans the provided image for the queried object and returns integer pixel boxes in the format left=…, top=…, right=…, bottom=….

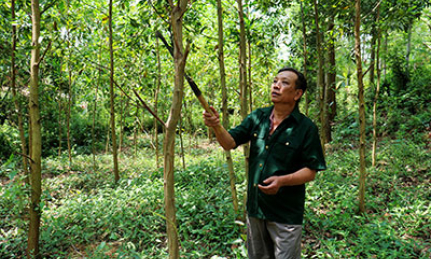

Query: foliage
left=304, top=139, right=431, bottom=258
left=2, top=134, right=431, bottom=258
left=0, top=123, right=20, bottom=162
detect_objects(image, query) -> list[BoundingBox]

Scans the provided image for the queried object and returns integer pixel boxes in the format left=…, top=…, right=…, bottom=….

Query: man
left=203, top=67, right=326, bottom=259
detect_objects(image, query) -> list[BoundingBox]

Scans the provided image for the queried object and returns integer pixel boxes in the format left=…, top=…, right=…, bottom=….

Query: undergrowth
left=1, top=137, right=430, bottom=258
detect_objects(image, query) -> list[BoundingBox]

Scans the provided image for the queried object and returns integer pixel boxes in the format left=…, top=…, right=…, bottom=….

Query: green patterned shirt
left=229, top=105, right=326, bottom=224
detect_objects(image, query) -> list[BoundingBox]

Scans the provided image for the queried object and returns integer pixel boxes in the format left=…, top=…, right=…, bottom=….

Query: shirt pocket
left=249, top=130, right=266, bottom=158
left=271, top=135, right=300, bottom=169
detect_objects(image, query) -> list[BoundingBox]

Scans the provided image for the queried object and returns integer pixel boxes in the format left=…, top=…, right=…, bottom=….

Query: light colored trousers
left=247, top=216, right=302, bottom=259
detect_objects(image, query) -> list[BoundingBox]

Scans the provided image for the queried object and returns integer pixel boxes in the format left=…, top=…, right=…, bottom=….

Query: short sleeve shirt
left=229, top=105, right=326, bottom=224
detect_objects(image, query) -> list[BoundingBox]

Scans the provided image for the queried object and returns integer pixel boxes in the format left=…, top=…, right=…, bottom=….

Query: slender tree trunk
left=66, top=0, right=72, bottom=169
left=237, top=0, right=249, bottom=220
left=300, top=1, right=309, bottom=116
left=106, top=121, right=110, bottom=153
left=372, top=5, right=381, bottom=167
left=109, top=0, right=120, bottom=182
left=164, top=1, right=189, bottom=258
left=369, top=16, right=377, bottom=86
left=57, top=89, right=62, bottom=157
left=67, top=64, right=72, bottom=168
left=119, top=93, right=124, bottom=152
left=217, top=0, right=238, bottom=213
left=134, top=101, right=139, bottom=156
left=383, top=35, right=388, bottom=79
left=11, top=0, right=29, bottom=177
left=154, top=37, right=161, bottom=167
left=27, top=0, right=42, bottom=257
left=92, top=39, right=102, bottom=170
left=246, top=0, right=252, bottom=112
left=313, top=0, right=327, bottom=151
left=405, top=21, right=413, bottom=80
left=325, top=15, right=336, bottom=143
left=179, top=114, right=186, bottom=170
left=237, top=0, right=248, bottom=119
left=92, top=83, right=99, bottom=169
left=354, top=0, right=367, bottom=214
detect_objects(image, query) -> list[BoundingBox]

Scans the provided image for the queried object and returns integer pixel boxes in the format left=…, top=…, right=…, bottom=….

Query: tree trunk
left=217, top=0, right=239, bottom=213
left=134, top=101, right=139, bottom=156
left=109, top=0, right=120, bottom=182
left=313, top=0, right=327, bottom=150
left=119, top=93, right=124, bottom=152
left=164, top=1, right=189, bottom=258
left=27, top=0, right=42, bottom=258
left=405, top=21, right=413, bottom=79
left=354, top=0, right=367, bottom=214
left=325, top=15, right=336, bottom=143
left=66, top=0, right=72, bottom=169
left=179, top=115, right=186, bottom=170
left=57, top=88, right=62, bottom=157
left=372, top=5, right=381, bottom=167
left=154, top=37, right=161, bottom=167
left=92, top=40, right=102, bottom=170
left=11, top=0, right=29, bottom=177
left=237, top=0, right=248, bottom=120
left=369, top=14, right=377, bottom=86
left=300, top=1, right=309, bottom=116
left=237, top=0, right=249, bottom=220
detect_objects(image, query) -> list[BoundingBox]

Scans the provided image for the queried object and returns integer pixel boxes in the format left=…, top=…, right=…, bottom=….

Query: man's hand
left=203, top=106, right=221, bottom=128
left=201, top=106, right=236, bottom=150
left=258, top=176, right=281, bottom=195
left=258, top=168, right=317, bottom=195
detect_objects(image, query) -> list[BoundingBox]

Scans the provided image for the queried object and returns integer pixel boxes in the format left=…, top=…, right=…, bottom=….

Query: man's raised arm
left=203, top=106, right=236, bottom=150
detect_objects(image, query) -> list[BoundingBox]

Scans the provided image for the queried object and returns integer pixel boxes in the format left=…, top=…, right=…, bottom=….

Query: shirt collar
left=269, top=105, right=301, bottom=124
left=268, top=105, right=301, bottom=135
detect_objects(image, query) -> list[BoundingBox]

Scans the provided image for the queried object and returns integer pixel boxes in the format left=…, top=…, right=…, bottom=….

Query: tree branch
left=40, top=1, right=56, bottom=16
left=133, top=89, right=166, bottom=128
left=37, top=39, right=53, bottom=66
left=15, top=152, right=34, bottom=164
left=363, top=62, right=373, bottom=77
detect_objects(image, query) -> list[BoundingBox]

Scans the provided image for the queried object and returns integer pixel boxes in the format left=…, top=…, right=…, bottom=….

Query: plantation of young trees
left=1, top=0, right=431, bottom=258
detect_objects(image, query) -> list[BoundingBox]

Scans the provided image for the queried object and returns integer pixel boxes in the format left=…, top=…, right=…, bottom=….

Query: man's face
left=270, top=70, right=303, bottom=105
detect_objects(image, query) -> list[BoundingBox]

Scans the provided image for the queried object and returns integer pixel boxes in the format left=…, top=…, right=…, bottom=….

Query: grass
left=1, top=135, right=430, bottom=258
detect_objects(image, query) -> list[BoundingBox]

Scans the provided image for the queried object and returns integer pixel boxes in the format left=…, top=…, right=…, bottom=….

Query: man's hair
left=277, top=67, right=307, bottom=92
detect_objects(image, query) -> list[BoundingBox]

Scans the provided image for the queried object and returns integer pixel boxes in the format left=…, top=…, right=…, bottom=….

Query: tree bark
left=57, top=87, right=62, bottom=157
left=354, top=0, right=367, bottom=214
left=237, top=0, right=248, bottom=120
left=92, top=38, right=102, bottom=170
left=217, top=0, right=238, bottom=213
left=119, top=93, right=124, bottom=152
left=313, top=0, right=327, bottom=151
left=237, top=0, right=250, bottom=220
left=164, top=1, right=189, bottom=258
left=66, top=0, right=72, bottom=169
left=27, top=0, right=42, bottom=257
left=109, top=0, right=120, bottom=182
left=372, top=4, right=381, bottom=167
left=325, top=15, right=336, bottom=143
left=154, top=37, right=161, bottom=167
left=11, top=0, right=29, bottom=178
left=300, top=1, right=309, bottom=116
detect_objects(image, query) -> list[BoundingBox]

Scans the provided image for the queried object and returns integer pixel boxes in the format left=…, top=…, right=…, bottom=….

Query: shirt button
left=265, top=145, right=269, bottom=150
left=259, top=163, right=263, bottom=167
left=285, top=142, right=290, bottom=146
left=253, top=133, right=257, bottom=137
left=253, top=183, right=257, bottom=187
